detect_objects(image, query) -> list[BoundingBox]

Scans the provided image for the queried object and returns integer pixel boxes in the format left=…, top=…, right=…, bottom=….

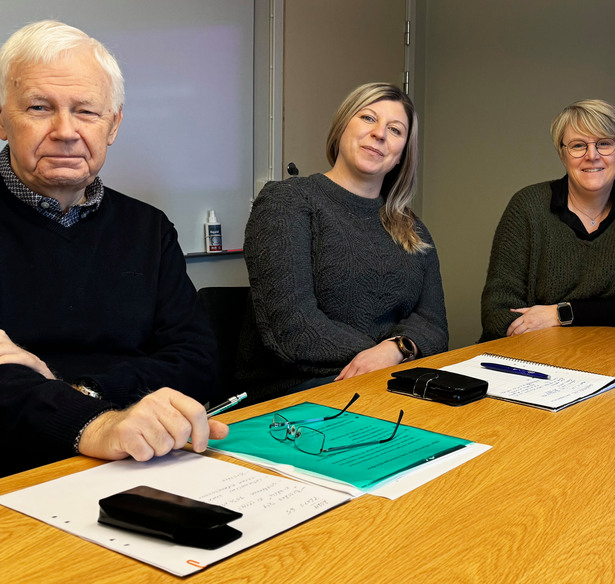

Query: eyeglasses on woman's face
left=562, top=138, right=615, bottom=158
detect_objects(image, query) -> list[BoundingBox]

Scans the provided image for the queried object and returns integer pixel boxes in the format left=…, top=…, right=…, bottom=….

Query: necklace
left=568, top=195, right=611, bottom=227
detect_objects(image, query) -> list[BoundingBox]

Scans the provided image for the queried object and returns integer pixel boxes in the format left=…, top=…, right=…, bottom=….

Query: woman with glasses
left=237, top=83, right=448, bottom=402
left=481, top=99, right=615, bottom=340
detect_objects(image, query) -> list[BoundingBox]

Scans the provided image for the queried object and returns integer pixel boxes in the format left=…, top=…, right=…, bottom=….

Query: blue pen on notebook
left=480, top=362, right=550, bottom=380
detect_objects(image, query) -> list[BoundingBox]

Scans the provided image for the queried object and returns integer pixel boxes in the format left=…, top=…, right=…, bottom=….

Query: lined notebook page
left=441, top=353, right=615, bottom=411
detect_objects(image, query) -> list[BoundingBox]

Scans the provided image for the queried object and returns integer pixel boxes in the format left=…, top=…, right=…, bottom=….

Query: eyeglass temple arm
left=321, top=410, right=404, bottom=453
left=273, top=393, right=361, bottom=428
left=323, top=392, right=360, bottom=420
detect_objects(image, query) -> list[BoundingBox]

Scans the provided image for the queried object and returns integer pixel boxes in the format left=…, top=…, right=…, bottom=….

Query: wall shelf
left=185, top=250, right=244, bottom=259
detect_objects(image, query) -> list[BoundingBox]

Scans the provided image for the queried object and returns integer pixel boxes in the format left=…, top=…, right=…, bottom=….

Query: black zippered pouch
left=98, top=485, right=242, bottom=549
left=387, top=367, right=487, bottom=406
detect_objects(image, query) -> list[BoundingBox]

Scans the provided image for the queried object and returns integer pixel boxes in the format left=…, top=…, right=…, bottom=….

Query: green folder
left=213, top=402, right=470, bottom=489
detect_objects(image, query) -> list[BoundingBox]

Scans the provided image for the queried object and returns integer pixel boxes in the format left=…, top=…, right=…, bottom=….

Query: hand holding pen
left=187, top=393, right=247, bottom=448
left=80, top=387, right=232, bottom=461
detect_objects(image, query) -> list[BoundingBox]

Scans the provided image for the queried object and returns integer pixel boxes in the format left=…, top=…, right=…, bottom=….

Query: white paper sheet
left=210, top=442, right=492, bottom=500
left=0, top=451, right=350, bottom=576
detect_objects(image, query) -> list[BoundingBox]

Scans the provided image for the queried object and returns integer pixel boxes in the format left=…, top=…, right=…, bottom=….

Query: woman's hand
left=507, top=305, right=559, bottom=336
left=335, top=340, right=406, bottom=381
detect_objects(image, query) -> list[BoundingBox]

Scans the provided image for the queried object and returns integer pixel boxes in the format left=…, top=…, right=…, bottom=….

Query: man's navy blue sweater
left=0, top=178, right=217, bottom=476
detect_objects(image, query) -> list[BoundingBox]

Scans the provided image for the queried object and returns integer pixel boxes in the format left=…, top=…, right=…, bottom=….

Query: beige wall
left=417, top=0, right=615, bottom=348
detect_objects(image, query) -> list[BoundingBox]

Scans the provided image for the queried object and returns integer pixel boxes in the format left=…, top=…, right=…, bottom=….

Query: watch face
left=396, top=336, right=414, bottom=358
left=557, top=303, right=573, bottom=324
left=400, top=337, right=413, bottom=353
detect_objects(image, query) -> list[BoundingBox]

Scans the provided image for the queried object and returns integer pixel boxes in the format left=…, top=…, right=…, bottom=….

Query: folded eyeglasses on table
left=268, top=393, right=404, bottom=455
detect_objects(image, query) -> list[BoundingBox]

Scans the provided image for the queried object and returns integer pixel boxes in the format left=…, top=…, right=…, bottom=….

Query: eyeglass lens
left=294, top=426, right=326, bottom=455
left=269, top=414, right=328, bottom=453
left=270, top=413, right=293, bottom=441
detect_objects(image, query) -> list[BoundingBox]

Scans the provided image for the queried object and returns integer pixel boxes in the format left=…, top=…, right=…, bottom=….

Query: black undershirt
left=549, top=175, right=615, bottom=241
left=549, top=175, right=615, bottom=325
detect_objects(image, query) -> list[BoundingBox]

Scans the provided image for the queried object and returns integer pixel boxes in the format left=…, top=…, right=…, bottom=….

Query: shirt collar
left=0, top=144, right=104, bottom=220
left=549, top=175, right=569, bottom=213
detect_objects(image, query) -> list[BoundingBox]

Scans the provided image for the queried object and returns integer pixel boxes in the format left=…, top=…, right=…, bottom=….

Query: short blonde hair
left=550, top=99, right=615, bottom=156
left=326, top=82, right=427, bottom=253
left=0, top=20, right=124, bottom=112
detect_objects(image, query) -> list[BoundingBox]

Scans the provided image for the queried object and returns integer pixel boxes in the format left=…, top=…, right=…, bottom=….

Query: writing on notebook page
left=442, top=353, right=615, bottom=411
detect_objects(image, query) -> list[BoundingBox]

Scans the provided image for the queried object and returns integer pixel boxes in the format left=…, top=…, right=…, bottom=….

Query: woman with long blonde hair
left=237, top=83, right=448, bottom=402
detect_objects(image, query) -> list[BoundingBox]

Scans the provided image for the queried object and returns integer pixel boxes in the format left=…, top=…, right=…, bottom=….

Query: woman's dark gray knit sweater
left=236, top=173, right=448, bottom=401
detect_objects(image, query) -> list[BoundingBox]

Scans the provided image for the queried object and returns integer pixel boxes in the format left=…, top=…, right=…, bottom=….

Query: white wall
left=187, top=0, right=279, bottom=290
left=417, top=0, right=615, bottom=348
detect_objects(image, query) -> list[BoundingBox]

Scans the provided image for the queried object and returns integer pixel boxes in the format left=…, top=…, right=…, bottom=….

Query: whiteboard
left=0, top=0, right=254, bottom=254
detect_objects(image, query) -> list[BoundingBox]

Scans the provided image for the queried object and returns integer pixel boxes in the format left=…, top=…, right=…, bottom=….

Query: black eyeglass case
left=98, top=485, right=243, bottom=549
left=387, top=367, right=487, bottom=406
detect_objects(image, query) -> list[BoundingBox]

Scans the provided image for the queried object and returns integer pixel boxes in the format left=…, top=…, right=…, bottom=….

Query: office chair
left=198, top=286, right=250, bottom=404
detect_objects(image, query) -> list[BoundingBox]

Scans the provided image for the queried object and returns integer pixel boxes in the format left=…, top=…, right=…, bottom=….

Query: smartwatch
left=556, top=302, right=574, bottom=326
left=393, top=336, right=416, bottom=362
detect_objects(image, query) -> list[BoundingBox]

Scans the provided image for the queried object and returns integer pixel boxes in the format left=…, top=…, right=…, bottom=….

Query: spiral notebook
left=441, top=353, right=615, bottom=412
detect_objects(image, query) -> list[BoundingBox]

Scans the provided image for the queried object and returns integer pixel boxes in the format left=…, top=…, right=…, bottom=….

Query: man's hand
left=335, top=340, right=407, bottom=381
left=78, top=387, right=229, bottom=461
left=0, top=329, right=55, bottom=379
left=507, top=305, right=559, bottom=336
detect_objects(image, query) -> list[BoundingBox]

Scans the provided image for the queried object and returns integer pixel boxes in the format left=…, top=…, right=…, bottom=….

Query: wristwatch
left=556, top=302, right=574, bottom=326
left=392, top=336, right=417, bottom=362
left=72, top=377, right=102, bottom=399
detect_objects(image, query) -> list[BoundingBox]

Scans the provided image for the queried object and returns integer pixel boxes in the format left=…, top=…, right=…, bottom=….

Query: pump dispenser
left=205, top=209, right=222, bottom=253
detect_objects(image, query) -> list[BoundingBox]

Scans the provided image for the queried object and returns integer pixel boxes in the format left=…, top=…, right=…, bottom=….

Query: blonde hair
left=550, top=99, right=615, bottom=156
left=0, top=20, right=124, bottom=112
left=326, top=83, right=427, bottom=253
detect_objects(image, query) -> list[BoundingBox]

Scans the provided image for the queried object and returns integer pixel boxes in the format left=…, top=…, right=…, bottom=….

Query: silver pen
left=207, top=392, right=248, bottom=418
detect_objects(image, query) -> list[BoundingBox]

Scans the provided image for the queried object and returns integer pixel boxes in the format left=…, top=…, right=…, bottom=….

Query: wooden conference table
left=2, top=327, right=615, bottom=583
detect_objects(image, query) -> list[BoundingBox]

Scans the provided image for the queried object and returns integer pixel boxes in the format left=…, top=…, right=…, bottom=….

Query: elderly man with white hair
left=0, top=20, right=227, bottom=477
